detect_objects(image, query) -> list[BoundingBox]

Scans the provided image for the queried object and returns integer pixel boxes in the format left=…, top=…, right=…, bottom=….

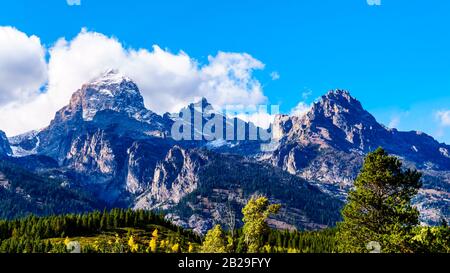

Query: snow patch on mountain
left=8, top=130, right=40, bottom=157
left=440, top=147, right=450, bottom=158
left=90, top=69, right=133, bottom=87
left=206, top=139, right=229, bottom=148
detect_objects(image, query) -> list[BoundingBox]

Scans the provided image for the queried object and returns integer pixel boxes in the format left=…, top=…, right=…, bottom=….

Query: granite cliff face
left=0, top=131, right=11, bottom=157
left=136, top=146, right=342, bottom=234
left=134, top=146, right=207, bottom=210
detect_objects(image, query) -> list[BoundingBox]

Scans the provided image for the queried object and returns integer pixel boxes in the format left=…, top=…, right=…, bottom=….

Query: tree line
left=0, top=208, right=201, bottom=253
left=0, top=148, right=448, bottom=253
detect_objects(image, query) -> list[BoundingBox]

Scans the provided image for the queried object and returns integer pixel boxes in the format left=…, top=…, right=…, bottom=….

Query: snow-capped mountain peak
left=89, top=69, right=133, bottom=87
left=8, top=130, right=41, bottom=157
left=53, top=70, right=148, bottom=122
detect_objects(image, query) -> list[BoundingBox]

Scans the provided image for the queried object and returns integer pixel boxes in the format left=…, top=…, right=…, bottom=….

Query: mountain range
left=1, top=70, right=448, bottom=233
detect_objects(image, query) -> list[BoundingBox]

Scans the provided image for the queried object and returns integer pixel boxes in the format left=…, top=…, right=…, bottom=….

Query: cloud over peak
left=0, top=27, right=47, bottom=107
left=0, top=27, right=268, bottom=136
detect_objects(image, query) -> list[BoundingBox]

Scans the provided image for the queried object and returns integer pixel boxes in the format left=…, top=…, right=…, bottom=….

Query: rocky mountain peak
left=308, top=89, right=378, bottom=127
left=187, top=97, right=213, bottom=113
left=89, top=69, right=132, bottom=86
left=323, top=89, right=357, bottom=105
left=51, top=70, right=150, bottom=125
left=77, top=70, right=146, bottom=121
left=273, top=90, right=384, bottom=151
left=269, top=92, right=450, bottom=225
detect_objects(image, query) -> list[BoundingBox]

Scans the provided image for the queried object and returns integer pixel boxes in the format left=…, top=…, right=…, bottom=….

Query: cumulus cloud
left=285, top=89, right=314, bottom=118
left=228, top=105, right=278, bottom=130
left=0, top=27, right=47, bottom=107
left=236, top=112, right=275, bottom=130
left=0, top=28, right=268, bottom=136
left=437, top=110, right=450, bottom=127
left=290, top=101, right=312, bottom=117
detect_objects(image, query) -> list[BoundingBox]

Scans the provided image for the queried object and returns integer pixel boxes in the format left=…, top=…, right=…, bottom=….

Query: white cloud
left=67, top=0, right=81, bottom=6
left=270, top=71, right=280, bottom=81
left=367, top=0, right=381, bottom=6
left=301, top=89, right=312, bottom=100
left=383, top=111, right=409, bottom=129
left=229, top=105, right=279, bottom=130
left=388, top=116, right=401, bottom=129
left=0, top=27, right=47, bottom=107
left=290, top=101, right=311, bottom=117
left=235, top=112, right=275, bottom=130
left=437, top=110, right=450, bottom=127
left=199, top=52, right=266, bottom=108
left=0, top=28, right=268, bottom=136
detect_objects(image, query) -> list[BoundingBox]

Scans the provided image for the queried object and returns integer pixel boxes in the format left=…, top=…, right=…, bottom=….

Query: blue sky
left=0, top=0, right=449, bottom=143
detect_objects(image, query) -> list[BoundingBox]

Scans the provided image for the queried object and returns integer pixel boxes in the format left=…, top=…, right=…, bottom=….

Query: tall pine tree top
left=337, top=147, right=422, bottom=253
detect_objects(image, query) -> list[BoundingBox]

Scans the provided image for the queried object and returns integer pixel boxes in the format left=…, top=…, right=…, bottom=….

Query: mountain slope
left=0, top=160, right=104, bottom=219
left=135, top=146, right=343, bottom=234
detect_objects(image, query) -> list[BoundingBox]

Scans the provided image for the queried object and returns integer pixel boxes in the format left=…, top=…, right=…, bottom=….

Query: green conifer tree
left=337, top=148, right=422, bottom=253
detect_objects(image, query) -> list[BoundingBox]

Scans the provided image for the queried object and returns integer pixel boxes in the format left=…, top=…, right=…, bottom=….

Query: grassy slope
left=48, top=225, right=201, bottom=253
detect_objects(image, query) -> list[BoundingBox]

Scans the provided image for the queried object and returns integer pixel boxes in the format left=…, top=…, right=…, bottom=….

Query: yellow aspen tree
left=128, top=235, right=138, bottom=252
left=152, top=228, right=159, bottom=238
left=149, top=237, right=157, bottom=253
left=201, top=225, right=227, bottom=253
left=188, top=243, right=194, bottom=253
left=242, top=196, right=281, bottom=253
left=160, top=239, right=166, bottom=251
left=172, top=243, right=180, bottom=253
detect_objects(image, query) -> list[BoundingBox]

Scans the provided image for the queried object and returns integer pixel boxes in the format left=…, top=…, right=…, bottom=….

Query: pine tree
left=410, top=225, right=450, bottom=253
left=100, top=213, right=107, bottom=231
left=337, top=148, right=422, bottom=253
